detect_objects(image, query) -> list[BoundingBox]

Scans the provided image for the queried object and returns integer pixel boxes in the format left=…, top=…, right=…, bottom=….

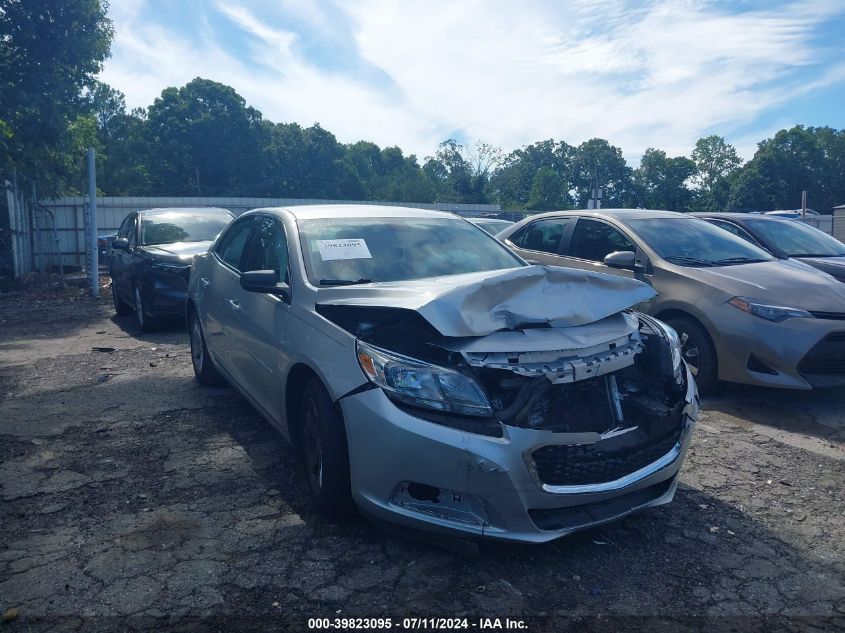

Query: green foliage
left=423, top=140, right=502, bottom=203
left=729, top=126, right=845, bottom=213
left=490, top=139, right=573, bottom=208
left=146, top=78, right=264, bottom=195
left=571, top=139, right=636, bottom=208
left=526, top=166, right=567, bottom=210
left=0, top=0, right=113, bottom=195
left=634, top=148, right=697, bottom=211
left=691, top=135, right=741, bottom=211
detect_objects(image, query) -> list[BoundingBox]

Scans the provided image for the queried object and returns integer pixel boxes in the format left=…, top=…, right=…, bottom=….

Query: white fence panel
left=38, top=196, right=503, bottom=269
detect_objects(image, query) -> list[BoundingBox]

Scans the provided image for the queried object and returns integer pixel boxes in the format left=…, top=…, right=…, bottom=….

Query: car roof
left=140, top=207, right=232, bottom=216
left=523, top=208, right=688, bottom=221
left=691, top=212, right=786, bottom=222
left=255, top=204, right=458, bottom=220
left=469, top=217, right=512, bottom=223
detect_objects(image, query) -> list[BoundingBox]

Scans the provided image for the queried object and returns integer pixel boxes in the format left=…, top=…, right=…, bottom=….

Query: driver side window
left=215, top=216, right=254, bottom=271
left=241, top=215, right=290, bottom=283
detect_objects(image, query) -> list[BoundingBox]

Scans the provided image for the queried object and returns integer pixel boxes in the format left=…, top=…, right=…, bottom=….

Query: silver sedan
left=186, top=205, right=698, bottom=543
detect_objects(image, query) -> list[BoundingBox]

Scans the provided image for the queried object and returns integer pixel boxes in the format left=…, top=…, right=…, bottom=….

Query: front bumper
left=141, top=269, right=191, bottom=317
left=707, top=303, right=845, bottom=389
left=341, top=366, right=698, bottom=544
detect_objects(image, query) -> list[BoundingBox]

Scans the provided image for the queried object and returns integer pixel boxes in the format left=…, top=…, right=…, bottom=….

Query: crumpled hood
left=680, top=259, right=845, bottom=311
left=143, top=241, right=214, bottom=260
left=316, top=265, right=656, bottom=337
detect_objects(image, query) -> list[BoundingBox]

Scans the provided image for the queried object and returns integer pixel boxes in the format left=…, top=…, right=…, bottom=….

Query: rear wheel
left=133, top=283, right=157, bottom=333
left=300, top=377, right=355, bottom=519
left=111, top=277, right=132, bottom=316
left=664, top=315, right=719, bottom=395
left=189, top=311, right=223, bottom=386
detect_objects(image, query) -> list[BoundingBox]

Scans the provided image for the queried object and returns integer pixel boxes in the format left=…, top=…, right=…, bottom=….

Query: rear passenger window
left=569, top=219, right=634, bottom=262
left=215, top=217, right=254, bottom=271
left=510, top=219, right=569, bottom=255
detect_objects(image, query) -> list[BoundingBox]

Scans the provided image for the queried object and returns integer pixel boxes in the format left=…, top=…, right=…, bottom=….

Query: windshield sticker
left=316, top=239, right=372, bottom=261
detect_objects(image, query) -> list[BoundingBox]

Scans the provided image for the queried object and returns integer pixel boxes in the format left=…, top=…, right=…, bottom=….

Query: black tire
left=133, top=282, right=157, bottom=333
left=189, top=310, right=223, bottom=386
left=664, top=315, right=719, bottom=395
left=300, top=377, right=355, bottom=519
left=111, top=278, right=132, bottom=316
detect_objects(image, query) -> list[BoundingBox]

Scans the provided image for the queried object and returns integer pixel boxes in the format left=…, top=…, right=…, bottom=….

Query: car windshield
left=298, top=217, right=525, bottom=284
left=141, top=212, right=231, bottom=246
left=745, top=219, right=845, bottom=257
left=474, top=220, right=512, bottom=235
left=627, top=217, right=774, bottom=267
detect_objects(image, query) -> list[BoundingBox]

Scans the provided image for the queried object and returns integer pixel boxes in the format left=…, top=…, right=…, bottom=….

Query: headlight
left=728, top=297, right=813, bottom=322
left=356, top=341, right=492, bottom=418
left=649, top=317, right=684, bottom=384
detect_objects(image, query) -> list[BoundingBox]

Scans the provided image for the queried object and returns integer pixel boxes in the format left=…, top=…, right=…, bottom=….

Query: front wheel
left=133, top=283, right=157, bottom=333
left=189, top=311, right=223, bottom=386
left=111, top=277, right=132, bottom=316
left=300, top=378, right=355, bottom=519
left=664, top=315, right=719, bottom=395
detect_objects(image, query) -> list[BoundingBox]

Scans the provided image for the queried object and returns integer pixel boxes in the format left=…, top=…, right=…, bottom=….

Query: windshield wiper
left=664, top=256, right=716, bottom=267
left=319, top=278, right=373, bottom=286
left=790, top=253, right=845, bottom=258
left=712, top=257, right=768, bottom=265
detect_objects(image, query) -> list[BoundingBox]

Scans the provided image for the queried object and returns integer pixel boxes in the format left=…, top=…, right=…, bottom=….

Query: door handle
left=200, top=277, right=210, bottom=287
left=228, top=299, right=241, bottom=311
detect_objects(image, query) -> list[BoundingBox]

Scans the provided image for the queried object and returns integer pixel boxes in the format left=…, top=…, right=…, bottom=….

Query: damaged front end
left=318, top=266, right=698, bottom=541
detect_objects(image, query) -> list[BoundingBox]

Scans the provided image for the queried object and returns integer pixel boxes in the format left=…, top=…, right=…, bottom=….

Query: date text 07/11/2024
left=307, top=617, right=528, bottom=630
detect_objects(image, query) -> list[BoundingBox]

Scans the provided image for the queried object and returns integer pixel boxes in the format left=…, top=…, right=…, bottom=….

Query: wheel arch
left=284, top=363, right=322, bottom=444
left=653, top=308, right=720, bottom=376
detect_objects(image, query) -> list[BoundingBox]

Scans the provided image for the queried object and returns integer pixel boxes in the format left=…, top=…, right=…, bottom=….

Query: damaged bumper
left=341, top=365, right=698, bottom=544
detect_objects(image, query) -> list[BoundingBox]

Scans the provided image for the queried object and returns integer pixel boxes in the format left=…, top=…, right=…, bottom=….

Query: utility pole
left=195, top=167, right=201, bottom=196
left=87, top=148, right=99, bottom=297
left=801, top=190, right=807, bottom=219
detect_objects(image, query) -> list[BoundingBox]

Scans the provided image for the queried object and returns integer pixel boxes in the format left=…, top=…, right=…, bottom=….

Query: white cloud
left=100, top=0, right=845, bottom=162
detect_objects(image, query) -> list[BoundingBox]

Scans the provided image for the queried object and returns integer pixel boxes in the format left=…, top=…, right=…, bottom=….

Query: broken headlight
left=356, top=341, right=493, bottom=418
left=647, top=317, right=684, bottom=384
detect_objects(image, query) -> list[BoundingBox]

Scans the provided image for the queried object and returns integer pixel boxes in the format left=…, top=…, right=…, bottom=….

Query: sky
left=99, top=0, right=845, bottom=164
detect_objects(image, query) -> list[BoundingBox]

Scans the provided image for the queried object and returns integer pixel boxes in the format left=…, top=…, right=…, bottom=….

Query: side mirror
left=240, top=270, right=290, bottom=300
left=603, top=250, right=637, bottom=270
left=111, top=237, right=129, bottom=250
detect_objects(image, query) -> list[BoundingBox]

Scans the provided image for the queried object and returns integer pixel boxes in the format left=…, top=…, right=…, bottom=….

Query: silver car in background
left=186, top=205, right=698, bottom=544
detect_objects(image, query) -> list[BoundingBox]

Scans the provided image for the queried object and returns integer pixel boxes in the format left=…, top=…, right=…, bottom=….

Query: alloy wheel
left=679, top=331, right=701, bottom=376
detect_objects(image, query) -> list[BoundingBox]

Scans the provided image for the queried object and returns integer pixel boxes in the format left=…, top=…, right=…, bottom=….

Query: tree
left=489, top=139, right=574, bottom=208
left=423, top=139, right=502, bottom=203
left=728, top=126, right=844, bottom=213
left=526, top=166, right=568, bottom=210
left=146, top=78, right=264, bottom=195
left=0, top=0, right=114, bottom=194
left=691, top=135, right=742, bottom=211
left=634, top=148, right=697, bottom=211
left=571, top=139, right=636, bottom=208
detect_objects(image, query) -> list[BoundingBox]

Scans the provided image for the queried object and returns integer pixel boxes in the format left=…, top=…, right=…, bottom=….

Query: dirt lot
left=1, top=285, right=843, bottom=632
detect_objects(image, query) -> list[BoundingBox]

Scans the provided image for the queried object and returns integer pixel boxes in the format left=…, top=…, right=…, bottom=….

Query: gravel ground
left=1, top=284, right=843, bottom=632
